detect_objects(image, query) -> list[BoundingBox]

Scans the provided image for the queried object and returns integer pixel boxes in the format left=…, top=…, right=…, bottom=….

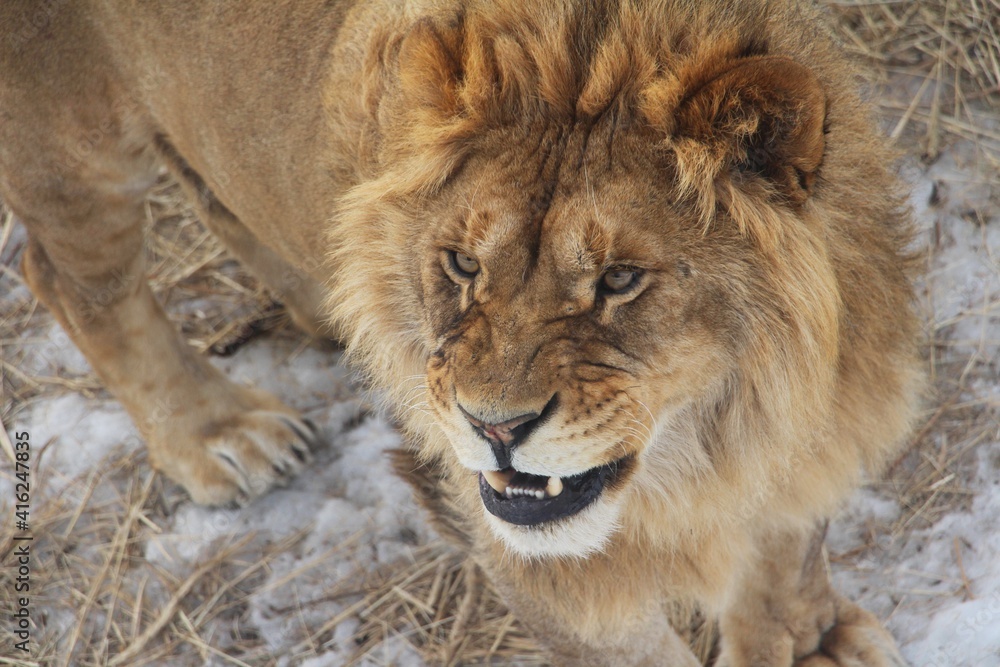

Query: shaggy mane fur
left=363, top=0, right=826, bottom=211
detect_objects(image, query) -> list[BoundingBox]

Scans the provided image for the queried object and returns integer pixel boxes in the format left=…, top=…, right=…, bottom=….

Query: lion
left=0, top=0, right=922, bottom=664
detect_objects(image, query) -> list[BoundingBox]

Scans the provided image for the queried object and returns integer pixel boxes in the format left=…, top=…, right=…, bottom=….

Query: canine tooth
left=545, top=476, right=564, bottom=497
left=483, top=469, right=514, bottom=494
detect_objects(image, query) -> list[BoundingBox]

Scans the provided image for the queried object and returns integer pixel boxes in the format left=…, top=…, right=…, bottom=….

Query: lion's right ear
left=397, top=19, right=465, bottom=121
left=648, top=56, right=827, bottom=214
left=380, top=18, right=474, bottom=193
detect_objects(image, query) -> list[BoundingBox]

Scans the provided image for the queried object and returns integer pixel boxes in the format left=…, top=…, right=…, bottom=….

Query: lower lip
left=477, top=458, right=628, bottom=526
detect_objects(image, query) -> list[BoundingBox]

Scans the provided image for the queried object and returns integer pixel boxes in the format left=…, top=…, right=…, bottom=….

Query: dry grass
left=826, top=0, right=1000, bottom=164
left=2, top=2, right=999, bottom=666
left=346, top=549, right=545, bottom=666
left=0, top=448, right=315, bottom=667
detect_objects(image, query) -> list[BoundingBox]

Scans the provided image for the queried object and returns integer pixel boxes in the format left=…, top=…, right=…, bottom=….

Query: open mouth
left=478, top=456, right=633, bottom=526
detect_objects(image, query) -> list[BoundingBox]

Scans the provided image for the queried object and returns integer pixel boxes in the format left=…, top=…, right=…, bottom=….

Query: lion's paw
left=793, top=598, right=905, bottom=667
left=151, top=404, right=320, bottom=507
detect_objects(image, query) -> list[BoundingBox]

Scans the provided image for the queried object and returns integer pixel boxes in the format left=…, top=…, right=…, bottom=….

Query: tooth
left=504, top=487, right=512, bottom=498
left=545, top=476, right=564, bottom=497
left=483, top=469, right=514, bottom=494
left=535, top=490, right=545, bottom=500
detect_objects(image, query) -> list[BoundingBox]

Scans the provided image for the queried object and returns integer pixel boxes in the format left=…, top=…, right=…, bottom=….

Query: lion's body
left=1, top=1, right=921, bottom=664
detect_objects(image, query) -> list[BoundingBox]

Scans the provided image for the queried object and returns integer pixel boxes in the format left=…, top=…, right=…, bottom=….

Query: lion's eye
left=449, top=251, right=480, bottom=278
left=600, top=268, right=639, bottom=294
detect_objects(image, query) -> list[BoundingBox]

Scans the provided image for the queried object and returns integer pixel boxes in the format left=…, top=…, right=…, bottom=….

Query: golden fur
left=1, top=0, right=921, bottom=664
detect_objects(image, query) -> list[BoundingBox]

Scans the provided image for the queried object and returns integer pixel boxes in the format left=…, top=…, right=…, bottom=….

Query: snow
left=2, top=148, right=998, bottom=665
left=913, top=442, right=1000, bottom=651
left=825, top=149, right=1000, bottom=667
left=14, top=394, right=138, bottom=497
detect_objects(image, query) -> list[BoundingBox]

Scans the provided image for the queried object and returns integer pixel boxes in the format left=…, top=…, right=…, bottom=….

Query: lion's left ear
left=668, top=56, right=827, bottom=208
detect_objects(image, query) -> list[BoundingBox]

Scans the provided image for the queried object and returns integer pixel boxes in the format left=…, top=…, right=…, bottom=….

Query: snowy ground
left=2, top=109, right=999, bottom=667
left=825, top=150, right=1000, bottom=667
left=1, top=312, right=440, bottom=665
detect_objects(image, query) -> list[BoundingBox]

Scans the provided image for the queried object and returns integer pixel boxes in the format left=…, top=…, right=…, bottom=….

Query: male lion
left=1, top=0, right=921, bottom=664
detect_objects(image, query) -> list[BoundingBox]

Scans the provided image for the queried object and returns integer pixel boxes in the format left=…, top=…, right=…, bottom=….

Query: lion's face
left=415, top=122, right=757, bottom=557
left=324, top=18, right=838, bottom=559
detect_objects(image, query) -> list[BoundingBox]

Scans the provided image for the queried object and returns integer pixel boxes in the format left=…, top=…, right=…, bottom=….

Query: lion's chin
left=483, top=497, right=625, bottom=559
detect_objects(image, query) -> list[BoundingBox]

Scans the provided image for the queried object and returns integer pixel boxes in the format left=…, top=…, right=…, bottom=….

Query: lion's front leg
left=21, top=231, right=321, bottom=507
left=480, top=552, right=702, bottom=667
left=516, top=597, right=702, bottom=667
left=716, top=523, right=904, bottom=667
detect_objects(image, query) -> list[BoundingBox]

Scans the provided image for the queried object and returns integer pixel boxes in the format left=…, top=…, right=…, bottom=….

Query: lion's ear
left=671, top=56, right=827, bottom=207
left=384, top=18, right=473, bottom=192
left=397, top=19, right=464, bottom=120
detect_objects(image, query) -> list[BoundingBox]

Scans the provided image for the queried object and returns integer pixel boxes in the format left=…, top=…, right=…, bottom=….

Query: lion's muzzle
left=458, top=395, right=557, bottom=469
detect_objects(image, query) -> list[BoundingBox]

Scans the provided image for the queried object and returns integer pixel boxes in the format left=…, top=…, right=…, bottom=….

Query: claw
left=216, top=451, right=245, bottom=477
left=178, top=410, right=319, bottom=506
left=291, top=444, right=309, bottom=463
left=214, top=450, right=259, bottom=500
left=281, top=415, right=319, bottom=450
left=226, top=491, right=250, bottom=510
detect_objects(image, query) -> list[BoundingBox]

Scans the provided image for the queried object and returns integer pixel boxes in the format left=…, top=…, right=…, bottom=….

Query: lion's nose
left=458, top=396, right=556, bottom=469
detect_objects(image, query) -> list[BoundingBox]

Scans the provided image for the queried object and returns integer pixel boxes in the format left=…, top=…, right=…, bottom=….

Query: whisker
left=618, top=407, right=654, bottom=442
left=631, top=398, right=660, bottom=440
left=399, top=384, right=428, bottom=404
